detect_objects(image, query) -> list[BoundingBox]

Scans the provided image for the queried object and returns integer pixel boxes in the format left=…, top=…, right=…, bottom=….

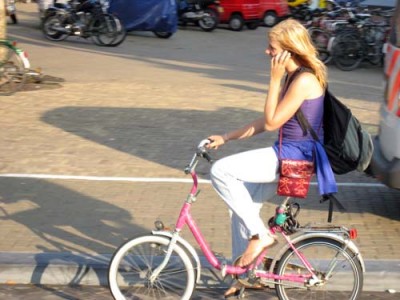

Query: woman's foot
left=238, top=234, right=276, bottom=267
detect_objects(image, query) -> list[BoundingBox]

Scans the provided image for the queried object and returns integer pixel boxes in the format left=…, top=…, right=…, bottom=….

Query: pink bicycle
left=108, top=139, right=365, bottom=300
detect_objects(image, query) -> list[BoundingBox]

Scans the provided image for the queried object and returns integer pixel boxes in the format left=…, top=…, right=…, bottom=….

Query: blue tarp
left=108, top=0, right=178, bottom=32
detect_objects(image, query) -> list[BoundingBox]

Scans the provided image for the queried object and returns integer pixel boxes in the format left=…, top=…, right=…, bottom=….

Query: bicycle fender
left=151, top=230, right=202, bottom=284
left=270, top=232, right=365, bottom=273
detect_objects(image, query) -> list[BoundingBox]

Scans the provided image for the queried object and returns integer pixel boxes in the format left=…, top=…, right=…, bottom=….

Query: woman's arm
left=208, top=117, right=265, bottom=149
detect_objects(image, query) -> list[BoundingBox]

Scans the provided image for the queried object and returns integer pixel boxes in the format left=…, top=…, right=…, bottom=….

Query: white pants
left=210, top=147, right=279, bottom=260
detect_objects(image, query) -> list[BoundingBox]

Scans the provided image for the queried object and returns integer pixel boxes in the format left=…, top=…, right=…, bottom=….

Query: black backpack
left=297, top=89, right=374, bottom=175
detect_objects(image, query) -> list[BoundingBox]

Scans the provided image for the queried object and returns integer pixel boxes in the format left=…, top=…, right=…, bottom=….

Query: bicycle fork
left=148, top=231, right=180, bottom=283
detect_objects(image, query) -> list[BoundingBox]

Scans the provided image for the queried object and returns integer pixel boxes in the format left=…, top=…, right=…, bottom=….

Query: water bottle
left=275, top=204, right=287, bottom=226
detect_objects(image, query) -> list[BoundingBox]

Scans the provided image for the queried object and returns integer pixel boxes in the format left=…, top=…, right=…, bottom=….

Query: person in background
left=5, top=0, right=18, bottom=24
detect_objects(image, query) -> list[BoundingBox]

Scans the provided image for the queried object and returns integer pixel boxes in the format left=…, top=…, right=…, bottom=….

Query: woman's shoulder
left=293, top=71, right=323, bottom=97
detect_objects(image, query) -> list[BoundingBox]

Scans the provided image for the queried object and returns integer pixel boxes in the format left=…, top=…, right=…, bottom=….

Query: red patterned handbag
left=277, top=159, right=314, bottom=198
left=277, top=130, right=315, bottom=198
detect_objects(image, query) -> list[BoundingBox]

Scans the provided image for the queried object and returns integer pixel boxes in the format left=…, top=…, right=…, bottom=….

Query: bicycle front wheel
left=0, top=44, right=27, bottom=96
left=108, top=235, right=196, bottom=300
left=275, top=237, right=363, bottom=300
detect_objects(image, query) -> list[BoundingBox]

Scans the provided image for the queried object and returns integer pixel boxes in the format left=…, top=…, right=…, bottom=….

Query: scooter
left=177, top=0, right=221, bottom=32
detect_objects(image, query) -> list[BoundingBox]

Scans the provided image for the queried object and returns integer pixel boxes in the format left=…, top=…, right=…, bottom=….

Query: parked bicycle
left=42, top=0, right=126, bottom=47
left=307, top=7, right=367, bottom=64
left=331, top=13, right=391, bottom=71
left=108, top=139, right=365, bottom=300
left=0, top=39, right=30, bottom=96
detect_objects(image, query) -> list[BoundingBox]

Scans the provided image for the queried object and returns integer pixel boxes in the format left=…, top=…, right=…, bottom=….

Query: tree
left=0, top=0, right=6, bottom=39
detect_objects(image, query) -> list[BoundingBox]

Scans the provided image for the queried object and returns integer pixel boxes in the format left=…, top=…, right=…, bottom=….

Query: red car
left=259, top=0, right=291, bottom=27
left=217, top=0, right=261, bottom=31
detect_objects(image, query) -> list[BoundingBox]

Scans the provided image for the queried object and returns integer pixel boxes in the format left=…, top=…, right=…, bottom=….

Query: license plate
left=217, top=7, right=224, bottom=13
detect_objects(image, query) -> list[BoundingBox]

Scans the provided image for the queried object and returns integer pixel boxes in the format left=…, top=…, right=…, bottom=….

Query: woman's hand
left=270, top=50, right=291, bottom=82
left=207, top=134, right=227, bottom=150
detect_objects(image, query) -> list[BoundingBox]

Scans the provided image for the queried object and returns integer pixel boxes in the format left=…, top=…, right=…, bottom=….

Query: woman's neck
left=286, top=60, right=301, bottom=75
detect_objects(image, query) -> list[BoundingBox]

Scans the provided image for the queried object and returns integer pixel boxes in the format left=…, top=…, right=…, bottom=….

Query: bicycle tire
left=108, top=235, right=196, bottom=300
left=275, top=237, right=363, bottom=300
left=308, top=27, right=331, bottom=64
left=332, top=33, right=363, bottom=71
left=90, top=14, right=121, bottom=46
left=0, top=44, right=27, bottom=96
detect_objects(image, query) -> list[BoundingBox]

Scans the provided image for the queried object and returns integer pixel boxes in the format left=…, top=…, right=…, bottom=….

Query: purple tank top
left=282, top=94, right=324, bottom=141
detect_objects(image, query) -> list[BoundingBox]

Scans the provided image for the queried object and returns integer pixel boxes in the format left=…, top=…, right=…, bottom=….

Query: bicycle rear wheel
left=275, top=237, right=363, bottom=300
left=108, top=235, right=196, bottom=300
left=0, top=44, right=27, bottom=96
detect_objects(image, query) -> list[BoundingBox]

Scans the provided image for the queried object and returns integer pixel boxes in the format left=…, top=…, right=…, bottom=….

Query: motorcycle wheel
left=153, top=32, right=173, bottom=39
left=42, top=15, right=69, bottom=41
left=105, top=15, right=127, bottom=47
left=90, top=14, right=121, bottom=46
left=198, top=8, right=219, bottom=32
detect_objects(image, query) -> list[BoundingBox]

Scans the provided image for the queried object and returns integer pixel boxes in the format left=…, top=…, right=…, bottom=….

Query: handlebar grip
left=202, top=152, right=213, bottom=163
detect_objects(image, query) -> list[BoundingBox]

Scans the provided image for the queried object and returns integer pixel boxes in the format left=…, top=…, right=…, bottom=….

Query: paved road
left=0, top=284, right=398, bottom=300
left=0, top=2, right=399, bottom=298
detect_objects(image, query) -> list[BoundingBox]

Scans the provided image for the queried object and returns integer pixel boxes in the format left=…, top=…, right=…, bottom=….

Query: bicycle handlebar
left=184, top=139, right=213, bottom=174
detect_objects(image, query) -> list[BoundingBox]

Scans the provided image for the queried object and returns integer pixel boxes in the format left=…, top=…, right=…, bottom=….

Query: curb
left=0, top=252, right=399, bottom=292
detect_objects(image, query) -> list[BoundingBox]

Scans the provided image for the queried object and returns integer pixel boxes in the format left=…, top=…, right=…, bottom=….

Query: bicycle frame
left=180, top=171, right=319, bottom=283
left=0, top=39, right=30, bottom=69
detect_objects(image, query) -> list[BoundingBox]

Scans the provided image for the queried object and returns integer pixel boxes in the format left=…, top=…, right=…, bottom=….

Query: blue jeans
left=210, top=147, right=279, bottom=260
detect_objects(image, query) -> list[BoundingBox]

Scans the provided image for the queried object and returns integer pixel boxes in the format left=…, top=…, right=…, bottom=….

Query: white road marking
left=0, top=173, right=387, bottom=188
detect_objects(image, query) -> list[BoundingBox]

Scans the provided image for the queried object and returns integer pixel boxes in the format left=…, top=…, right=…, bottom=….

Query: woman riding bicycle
left=207, top=18, right=337, bottom=297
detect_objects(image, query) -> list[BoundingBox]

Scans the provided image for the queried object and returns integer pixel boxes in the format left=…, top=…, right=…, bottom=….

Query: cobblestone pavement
left=0, top=284, right=398, bottom=300
left=0, top=2, right=399, bottom=296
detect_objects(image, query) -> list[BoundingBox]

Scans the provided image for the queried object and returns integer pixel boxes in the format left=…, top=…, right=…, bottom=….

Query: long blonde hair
left=268, top=19, right=327, bottom=88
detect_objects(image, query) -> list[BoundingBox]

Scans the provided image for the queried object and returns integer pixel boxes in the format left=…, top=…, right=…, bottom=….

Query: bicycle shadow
left=0, top=177, right=147, bottom=286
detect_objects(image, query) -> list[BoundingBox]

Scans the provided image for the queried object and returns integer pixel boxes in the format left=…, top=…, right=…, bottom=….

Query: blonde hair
left=268, top=19, right=327, bottom=88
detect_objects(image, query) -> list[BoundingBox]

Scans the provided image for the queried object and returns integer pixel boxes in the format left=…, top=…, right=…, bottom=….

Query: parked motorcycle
left=290, top=3, right=313, bottom=22
left=5, top=0, right=18, bottom=24
left=177, top=0, right=221, bottom=32
left=42, top=0, right=126, bottom=47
